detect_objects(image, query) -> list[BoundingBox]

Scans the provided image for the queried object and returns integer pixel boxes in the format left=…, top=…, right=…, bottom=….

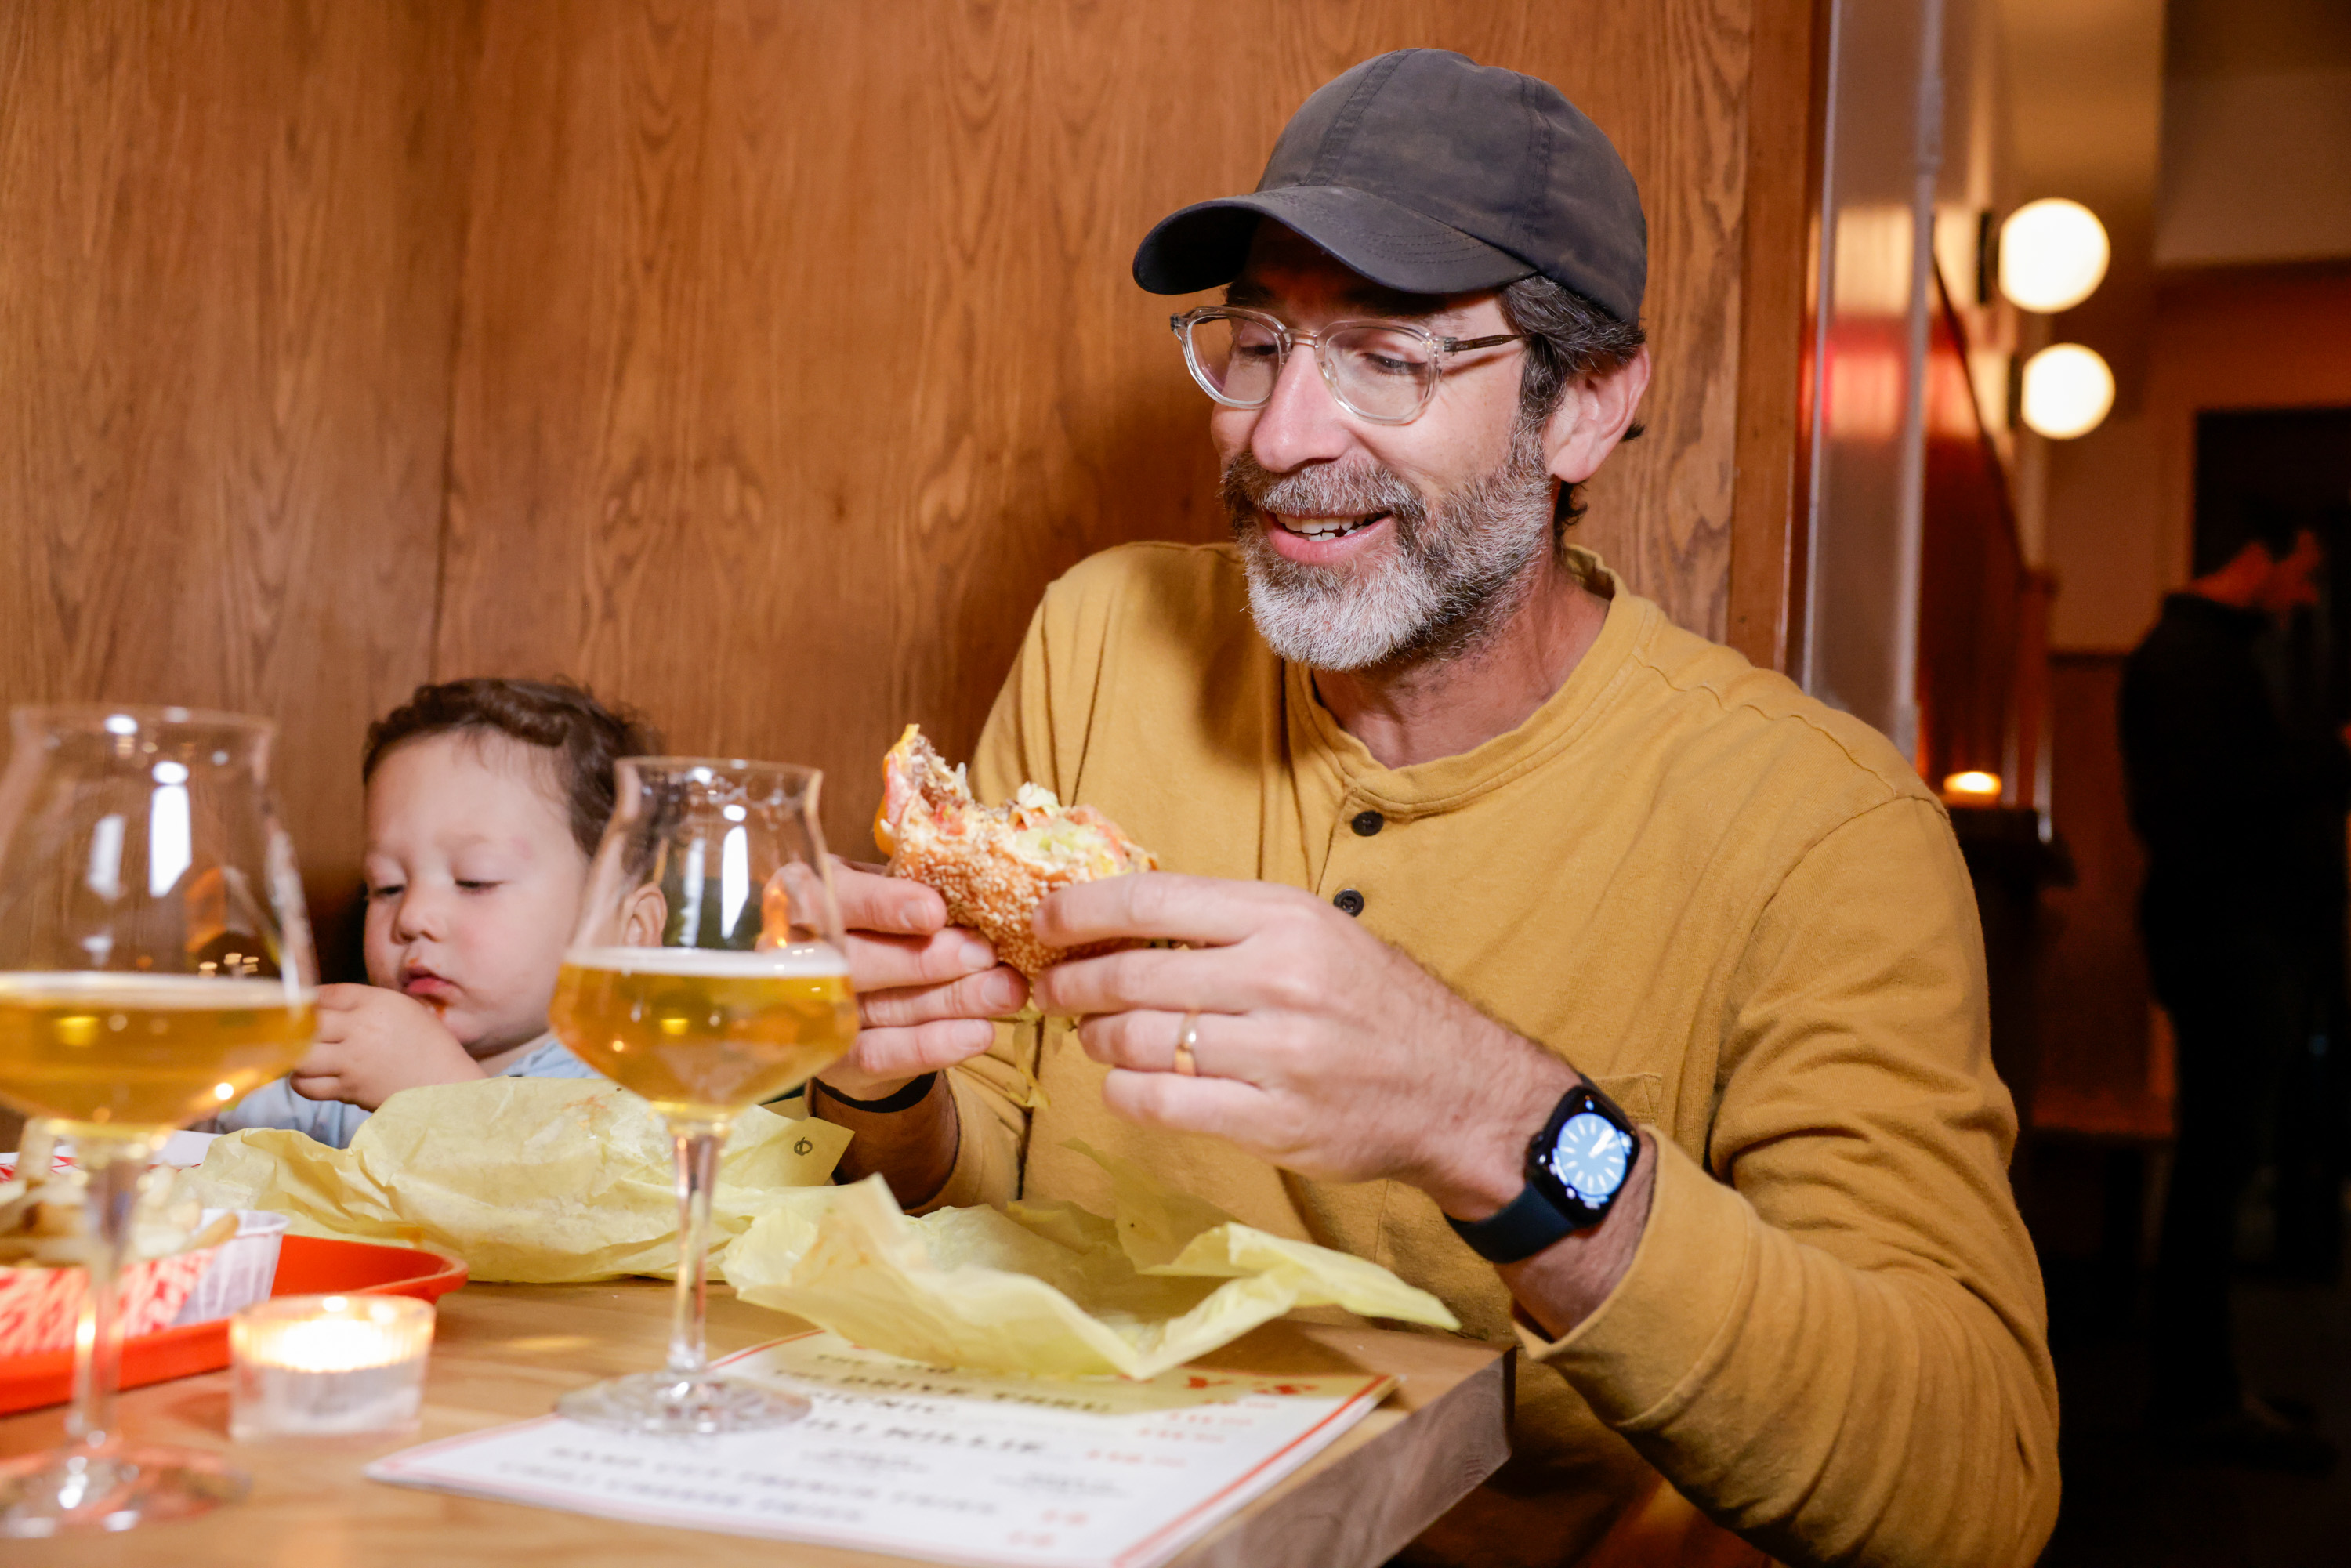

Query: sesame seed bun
left=878, top=726, right=1157, bottom=979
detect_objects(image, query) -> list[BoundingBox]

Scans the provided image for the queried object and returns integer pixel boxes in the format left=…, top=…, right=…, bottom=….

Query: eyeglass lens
left=1184, top=315, right=1436, bottom=421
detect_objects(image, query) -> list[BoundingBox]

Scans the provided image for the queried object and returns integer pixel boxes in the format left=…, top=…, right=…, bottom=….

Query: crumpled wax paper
left=721, top=1140, right=1459, bottom=1379
left=174, top=1077, right=853, bottom=1283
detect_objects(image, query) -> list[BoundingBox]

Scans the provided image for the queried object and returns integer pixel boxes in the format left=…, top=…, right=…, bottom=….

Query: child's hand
left=290, top=984, right=487, bottom=1111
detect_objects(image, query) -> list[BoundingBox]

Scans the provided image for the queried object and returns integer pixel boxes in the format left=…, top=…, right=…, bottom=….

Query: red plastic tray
left=0, top=1234, right=467, bottom=1416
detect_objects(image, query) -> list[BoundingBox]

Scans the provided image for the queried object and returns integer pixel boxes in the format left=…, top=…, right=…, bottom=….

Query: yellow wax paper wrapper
left=722, top=1141, right=1458, bottom=1379
left=176, top=1077, right=852, bottom=1283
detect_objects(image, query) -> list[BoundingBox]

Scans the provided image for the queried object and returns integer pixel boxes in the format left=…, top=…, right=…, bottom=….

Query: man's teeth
left=1281, top=514, right=1380, bottom=540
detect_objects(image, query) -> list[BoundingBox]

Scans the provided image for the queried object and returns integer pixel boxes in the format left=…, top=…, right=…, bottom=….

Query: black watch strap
left=1445, top=1180, right=1581, bottom=1265
left=1446, top=1080, right=1637, bottom=1264
left=814, top=1072, right=938, bottom=1114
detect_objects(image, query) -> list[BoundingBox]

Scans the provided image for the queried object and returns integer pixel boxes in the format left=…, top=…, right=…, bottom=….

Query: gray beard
left=1221, top=425, right=1556, bottom=672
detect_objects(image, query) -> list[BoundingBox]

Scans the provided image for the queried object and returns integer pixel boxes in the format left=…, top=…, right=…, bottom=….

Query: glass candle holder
left=230, top=1295, right=433, bottom=1441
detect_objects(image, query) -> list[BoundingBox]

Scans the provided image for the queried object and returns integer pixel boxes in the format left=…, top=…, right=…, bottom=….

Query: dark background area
left=2193, top=407, right=2351, bottom=723
left=2037, top=405, right=2351, bottom=1566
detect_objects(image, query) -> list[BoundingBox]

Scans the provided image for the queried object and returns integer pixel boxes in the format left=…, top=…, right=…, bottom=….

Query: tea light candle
left=1940, top=770, right=2003, bottom=806
left=231, top=1294, right=434, bottom=1440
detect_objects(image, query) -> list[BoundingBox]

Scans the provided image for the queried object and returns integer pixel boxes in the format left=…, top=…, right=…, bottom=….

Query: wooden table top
left=2, top=1280, right=1510, bottom=1567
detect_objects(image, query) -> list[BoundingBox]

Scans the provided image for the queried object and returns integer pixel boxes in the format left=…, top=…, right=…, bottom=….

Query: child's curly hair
left=363, top=679, right=661, bottom=857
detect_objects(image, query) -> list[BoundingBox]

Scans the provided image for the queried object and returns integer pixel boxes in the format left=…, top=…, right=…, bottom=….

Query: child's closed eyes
left=358, top=733, right=592, bottom=1065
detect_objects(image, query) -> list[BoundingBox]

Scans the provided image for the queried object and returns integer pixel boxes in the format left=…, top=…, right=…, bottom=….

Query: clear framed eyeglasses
left=1170, top=306, right=1523, bottom=425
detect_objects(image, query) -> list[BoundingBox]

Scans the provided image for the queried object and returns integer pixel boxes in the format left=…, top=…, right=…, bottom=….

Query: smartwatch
left=1445, top=1081, right=1639, bottom=1264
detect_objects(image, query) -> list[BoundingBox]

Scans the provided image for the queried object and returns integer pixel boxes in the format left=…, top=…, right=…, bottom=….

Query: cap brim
left=1132, top=186, right=1537, bottom=296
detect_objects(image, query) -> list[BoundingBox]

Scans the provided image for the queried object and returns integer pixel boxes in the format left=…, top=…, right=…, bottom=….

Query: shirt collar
left=1282, top=547, right=1650, bottom=817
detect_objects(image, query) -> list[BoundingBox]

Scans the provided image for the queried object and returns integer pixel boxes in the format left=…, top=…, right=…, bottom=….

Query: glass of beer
left=0, top=706, right=317, bottom=1535
left=549, top=758, right=856, bottom=1434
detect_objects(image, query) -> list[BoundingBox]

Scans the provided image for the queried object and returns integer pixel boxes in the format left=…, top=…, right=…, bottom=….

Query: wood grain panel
left=435, top=2, right=1764, bottom=853
left=1725, top=0, right=1827, bottom=672
left=0, top=1, right=478, bottom=907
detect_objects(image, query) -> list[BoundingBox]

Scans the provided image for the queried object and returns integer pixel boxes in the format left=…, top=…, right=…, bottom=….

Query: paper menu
left=366, top=1331, right=1396, bottom=1568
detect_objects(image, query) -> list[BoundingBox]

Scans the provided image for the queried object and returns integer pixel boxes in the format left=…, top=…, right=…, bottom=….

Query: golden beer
left=552, top=946, right=857, bottom=1121
left=0, top=972, right=316, bottom=1132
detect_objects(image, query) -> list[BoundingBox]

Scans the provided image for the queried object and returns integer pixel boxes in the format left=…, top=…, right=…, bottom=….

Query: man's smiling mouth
left=1273, top=511, right=1390, bottom=541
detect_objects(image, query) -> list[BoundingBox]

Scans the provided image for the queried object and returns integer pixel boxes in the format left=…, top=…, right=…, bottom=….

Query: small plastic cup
left=172, top=1211, right=290, bottom=1327
left=230, top=1294, right=434, bottom=1441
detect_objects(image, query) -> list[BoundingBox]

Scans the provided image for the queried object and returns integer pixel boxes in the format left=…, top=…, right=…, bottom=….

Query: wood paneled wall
left=2, top=0, right=1806, bottom=911
left=0, top=2, right=476, bottom=918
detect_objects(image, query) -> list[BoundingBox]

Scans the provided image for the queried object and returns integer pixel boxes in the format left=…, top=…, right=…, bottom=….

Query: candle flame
left=1942, top=770, right=2002, bottom=802
left=235, top=1295, right=434, bottom=1374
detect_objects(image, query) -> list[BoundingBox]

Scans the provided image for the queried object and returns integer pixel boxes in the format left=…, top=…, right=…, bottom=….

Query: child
left=212, top=679, right=661, bottom=1148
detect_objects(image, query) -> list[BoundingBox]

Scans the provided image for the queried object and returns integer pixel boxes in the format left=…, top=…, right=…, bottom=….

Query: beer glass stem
left=64, top=1133, right=160, bottom=1457
left=665, top=1123, right=724, bottom=1382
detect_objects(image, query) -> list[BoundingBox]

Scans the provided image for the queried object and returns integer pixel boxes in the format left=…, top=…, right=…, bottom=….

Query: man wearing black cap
left=817, top=50, right=2059, bottom=1568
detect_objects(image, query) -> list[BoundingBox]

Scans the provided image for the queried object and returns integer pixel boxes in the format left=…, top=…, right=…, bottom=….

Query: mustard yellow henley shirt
left=932, top=541, right=2059, bottom=1568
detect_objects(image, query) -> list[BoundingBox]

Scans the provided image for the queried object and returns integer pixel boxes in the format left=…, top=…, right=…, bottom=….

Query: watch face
left=1547, top=1109, right=1632, bottom=1205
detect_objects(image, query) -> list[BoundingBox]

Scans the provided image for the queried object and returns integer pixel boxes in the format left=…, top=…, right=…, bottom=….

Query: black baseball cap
left=1132, top=49, right=1646, bottom=323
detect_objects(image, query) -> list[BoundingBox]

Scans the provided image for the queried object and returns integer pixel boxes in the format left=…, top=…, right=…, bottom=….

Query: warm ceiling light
left=1998, top=198, right=2110, bottom=313
left=1942, top=770, right=2003, bottom=804
left=2020, top=345, right=2115, bottom=439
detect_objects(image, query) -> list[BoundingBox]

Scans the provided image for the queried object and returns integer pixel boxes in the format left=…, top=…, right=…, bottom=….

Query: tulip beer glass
left=549, top=759, right=855, bottom=1433
left=0, top=707, right=317, bottom=1534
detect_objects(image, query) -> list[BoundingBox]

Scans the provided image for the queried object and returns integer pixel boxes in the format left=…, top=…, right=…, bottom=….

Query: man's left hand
left=1030, top=871, right=1575, bottom=1219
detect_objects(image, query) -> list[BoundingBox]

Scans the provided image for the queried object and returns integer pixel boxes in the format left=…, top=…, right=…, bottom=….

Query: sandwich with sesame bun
left=875, top=726, right=1158, bottom=979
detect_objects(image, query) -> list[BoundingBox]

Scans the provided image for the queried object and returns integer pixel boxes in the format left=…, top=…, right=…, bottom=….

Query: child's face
left=361, top=732, right=590, bottom=1056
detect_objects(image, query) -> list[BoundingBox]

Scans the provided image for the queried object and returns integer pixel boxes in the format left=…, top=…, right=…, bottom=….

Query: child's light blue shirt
left=205, top=1034, right=601, bottom=1150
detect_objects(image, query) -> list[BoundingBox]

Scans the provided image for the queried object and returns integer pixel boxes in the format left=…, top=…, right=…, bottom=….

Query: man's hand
left=822, top=860, right=1028, bottom=1100
left=1030, top=872, right=1571, bottom=1214
left=812, top=860, right=1026, bottom=1208
left=289, top=984, right=485, bottom=1110
left=1031, top=871, right=1654, bottom=1333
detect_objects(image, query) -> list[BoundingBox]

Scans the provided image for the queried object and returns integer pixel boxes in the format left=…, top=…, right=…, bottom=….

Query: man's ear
left=1541, top=346, right=1653, bottom=487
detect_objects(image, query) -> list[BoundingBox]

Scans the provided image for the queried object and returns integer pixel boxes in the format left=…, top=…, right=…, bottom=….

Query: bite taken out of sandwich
left=874, top=725, right=1157, bottom=980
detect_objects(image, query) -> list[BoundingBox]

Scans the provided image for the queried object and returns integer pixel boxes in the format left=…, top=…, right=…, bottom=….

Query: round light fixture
left=2020, top=344, right=2114, bottom=440
left=1998, top=198, right=2110, bottom=313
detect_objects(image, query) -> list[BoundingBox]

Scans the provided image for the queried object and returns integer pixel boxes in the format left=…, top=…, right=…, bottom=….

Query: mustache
left=1219, top=454, right=1425, bottom=531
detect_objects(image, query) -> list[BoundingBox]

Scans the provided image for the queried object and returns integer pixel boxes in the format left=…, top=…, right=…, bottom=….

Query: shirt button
left=1350, top=809, right=1384, bottom=837
left=1334, top=889, right=1366, bottom=917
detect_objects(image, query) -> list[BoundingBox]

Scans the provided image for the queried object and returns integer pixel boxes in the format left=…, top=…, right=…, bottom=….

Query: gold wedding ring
left=1172, top=1011, right=1201, bottom=1077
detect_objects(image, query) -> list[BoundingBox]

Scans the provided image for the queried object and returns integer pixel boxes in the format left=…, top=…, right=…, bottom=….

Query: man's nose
left=1248, top=345, right=1354, bottom=475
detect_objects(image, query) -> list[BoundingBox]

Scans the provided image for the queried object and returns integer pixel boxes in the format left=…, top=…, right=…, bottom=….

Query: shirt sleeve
left=926, top=1018, right=1043, bottom=1210
left=206, top=1077, right=371, bottom=1150
left=498, top=1035, right=605, bottom=1080
left=927, top=596, right=1067, bottom=1210
left=1516, top=795, right=2060, bottom=1568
